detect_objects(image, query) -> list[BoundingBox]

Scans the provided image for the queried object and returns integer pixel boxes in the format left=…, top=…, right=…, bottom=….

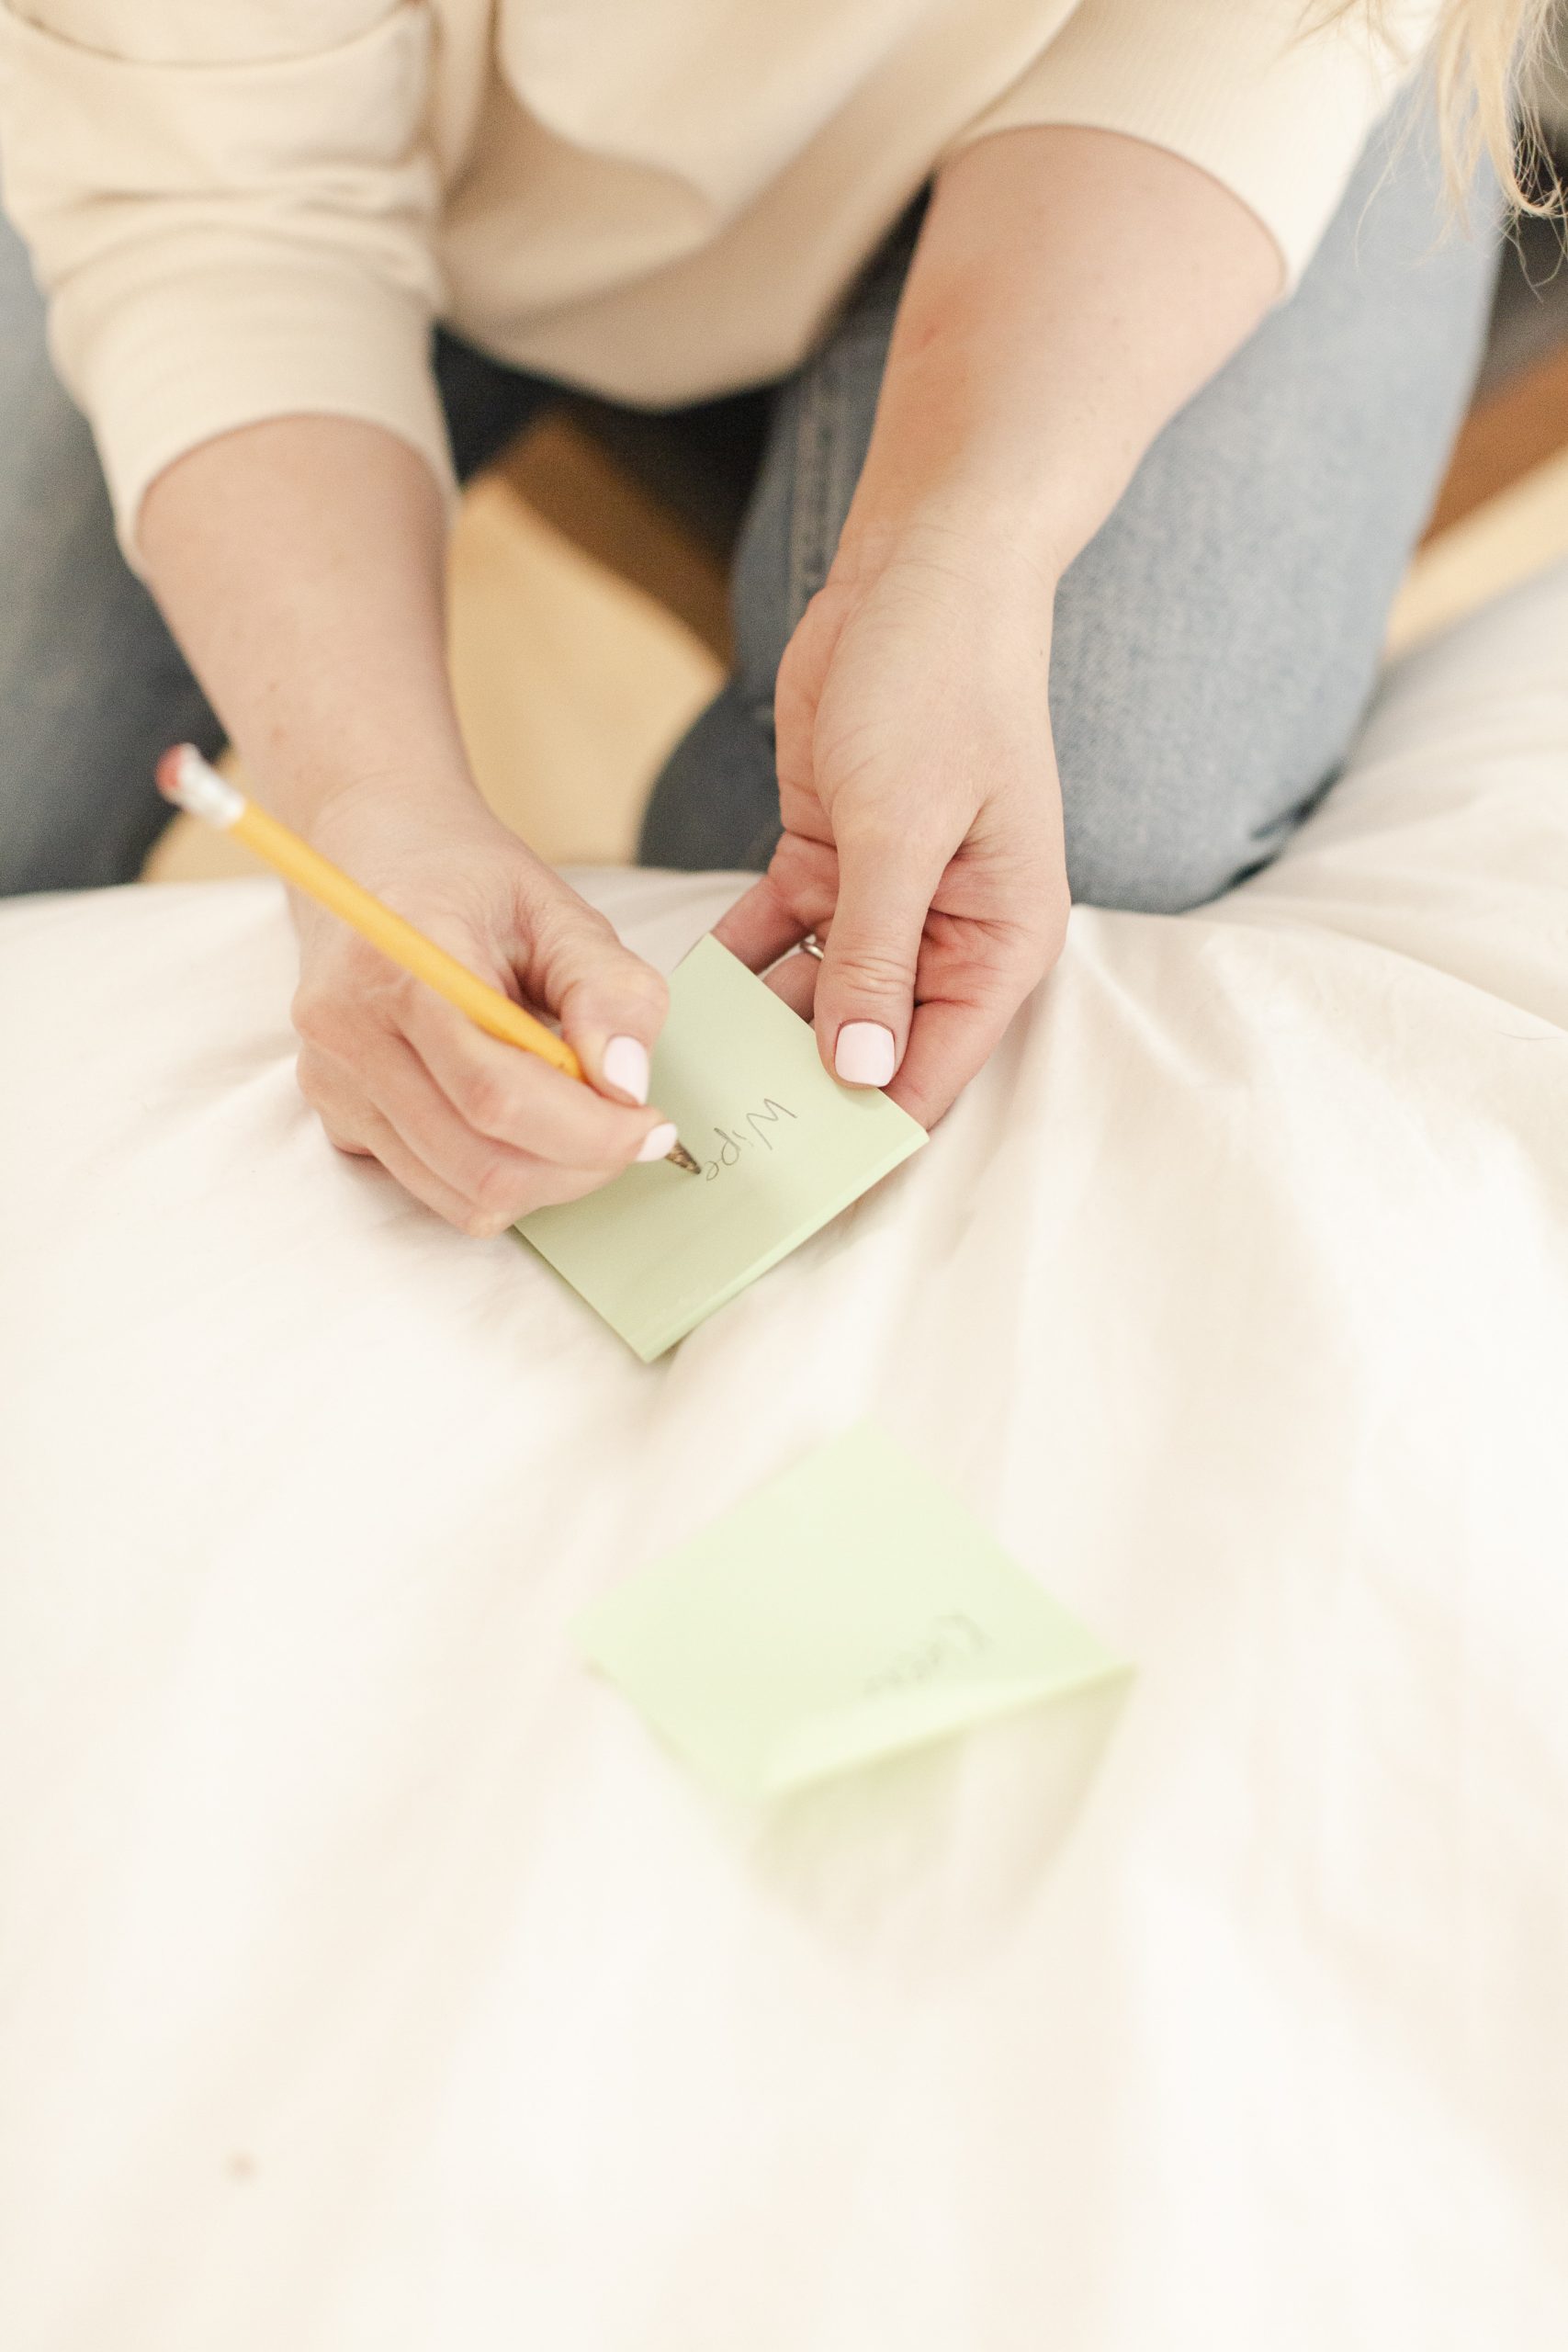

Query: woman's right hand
left=136, top=420, right=675, bottom=1232
left=288, top=784, right=678, bottom=1234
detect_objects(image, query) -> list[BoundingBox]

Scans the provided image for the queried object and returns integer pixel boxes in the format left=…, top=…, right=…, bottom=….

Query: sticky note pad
left=518, top=937, right=926, bottom=1360
left=576, top=1423, right=1130, bottom=1799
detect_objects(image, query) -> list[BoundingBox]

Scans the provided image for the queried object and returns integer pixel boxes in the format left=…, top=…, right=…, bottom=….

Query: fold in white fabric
left=3, top=566, right=1567, bottom=2347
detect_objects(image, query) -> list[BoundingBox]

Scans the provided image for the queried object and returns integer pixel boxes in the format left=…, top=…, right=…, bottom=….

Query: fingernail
left=636, top=1120, right=679, bottom=1163
left=834, top=1022, right=897, bottom=1086
left=603, top=1035, right=650, bottom=1103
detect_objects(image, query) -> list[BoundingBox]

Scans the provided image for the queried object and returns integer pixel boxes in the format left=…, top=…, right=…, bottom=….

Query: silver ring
left=799, top=933, right=826, bottom=962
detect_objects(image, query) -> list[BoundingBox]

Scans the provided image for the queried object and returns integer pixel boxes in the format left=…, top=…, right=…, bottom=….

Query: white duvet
left=2, top=565, right=1567, bottom=2349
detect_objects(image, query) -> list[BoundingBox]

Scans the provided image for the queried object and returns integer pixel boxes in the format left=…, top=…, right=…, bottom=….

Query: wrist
left=832, top=481, right=1072, bottom=602
left=303, top=761, right=497, bottom=868
left=834, top=364, right=1111, bottom=588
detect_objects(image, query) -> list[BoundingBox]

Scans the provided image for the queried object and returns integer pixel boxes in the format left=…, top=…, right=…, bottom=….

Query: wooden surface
left=1388, top=334, right=1568, bottom=649
left=501, top=417, right=733, bottom=662
left=1390, top=441, right=1568, bottom=650
left=1425, top=338, right=1568, bottom=536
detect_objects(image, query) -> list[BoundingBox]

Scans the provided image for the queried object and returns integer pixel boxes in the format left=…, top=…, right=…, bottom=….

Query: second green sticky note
left=576, top=1423, right=1131, bottom=1800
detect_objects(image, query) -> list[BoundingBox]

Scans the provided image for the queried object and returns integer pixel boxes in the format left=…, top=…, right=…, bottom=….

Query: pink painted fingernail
left=834, top=1022, right=897, bottom=1086
left=636, top=1120, right=679, bottom=1163
left=604, top=1035, right=650, bottom=1103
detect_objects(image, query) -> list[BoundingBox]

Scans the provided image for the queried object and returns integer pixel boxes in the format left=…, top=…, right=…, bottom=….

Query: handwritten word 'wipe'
left=699, top=1098, right=797, bottom=1180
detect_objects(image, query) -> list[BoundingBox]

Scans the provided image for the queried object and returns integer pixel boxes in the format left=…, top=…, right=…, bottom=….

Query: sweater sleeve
left=0, top=1, right=453, bottom=564
left=944, top=0, right=1443, bottom=291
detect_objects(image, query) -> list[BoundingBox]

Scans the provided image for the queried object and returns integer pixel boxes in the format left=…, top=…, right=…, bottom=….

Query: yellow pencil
left=156, top=745, right=699, bottom=1171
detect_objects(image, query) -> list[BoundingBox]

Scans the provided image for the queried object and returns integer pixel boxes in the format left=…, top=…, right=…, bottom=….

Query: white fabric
left=4, top=567, right=1568, bottom=2347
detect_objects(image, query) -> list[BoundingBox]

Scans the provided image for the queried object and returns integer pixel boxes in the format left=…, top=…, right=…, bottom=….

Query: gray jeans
left=0, top=99, right=1497, bottom=903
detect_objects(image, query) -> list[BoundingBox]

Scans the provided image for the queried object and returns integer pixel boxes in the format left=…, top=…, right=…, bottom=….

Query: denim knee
left=1060, top=732, right=1309, bottom=916
left=1053, top=673, right=1325, bottom=917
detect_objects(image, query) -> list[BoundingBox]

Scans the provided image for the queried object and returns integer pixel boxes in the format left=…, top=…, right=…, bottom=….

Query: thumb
left=530, top=887, right=671, bottom=1105
left=815, top=822, right=946, bottom=1089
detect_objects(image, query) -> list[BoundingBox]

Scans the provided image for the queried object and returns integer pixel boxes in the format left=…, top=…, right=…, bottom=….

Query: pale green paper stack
left=576, top=1424, right=1130, bottom=1800
left=518, top=936, right=927, bottom=1360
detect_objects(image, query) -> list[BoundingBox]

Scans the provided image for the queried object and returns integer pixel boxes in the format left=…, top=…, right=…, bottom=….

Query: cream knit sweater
left=0, top=1, right=1434, bottom=550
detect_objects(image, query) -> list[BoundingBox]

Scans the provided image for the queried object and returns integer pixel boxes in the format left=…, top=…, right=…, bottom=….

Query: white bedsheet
left=3, top=566, right=1567, bottom=2349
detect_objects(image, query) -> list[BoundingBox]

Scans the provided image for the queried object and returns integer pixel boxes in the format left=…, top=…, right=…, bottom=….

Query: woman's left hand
left=716, top=517, right=1070, bottom=1129
left=716, top=119, right=1282, bottom=1130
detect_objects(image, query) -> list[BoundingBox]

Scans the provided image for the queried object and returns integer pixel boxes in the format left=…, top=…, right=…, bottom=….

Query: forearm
left=138, top=417, right=477, bottom=838
left=840, top=126, right=1283, bottom=578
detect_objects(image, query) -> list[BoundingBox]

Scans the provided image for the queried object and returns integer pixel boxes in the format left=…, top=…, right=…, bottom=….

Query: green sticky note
left=518, top=937, right=926, bottom=1360
left=576, top=1423, right=1130, bottom=1800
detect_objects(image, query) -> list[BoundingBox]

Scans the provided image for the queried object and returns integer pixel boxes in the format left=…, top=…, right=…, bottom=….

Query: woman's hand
left=717, top=519, right=1070, bottom=1128
left=290, top=785, right=677, bottom=1234
left=719, top=125, right=1280, bottom=1129
left=140, top=420, right=675, bottom=1229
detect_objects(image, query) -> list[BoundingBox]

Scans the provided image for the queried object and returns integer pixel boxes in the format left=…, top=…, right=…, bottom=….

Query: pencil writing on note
left=154, top=745, right=701, bottom=1174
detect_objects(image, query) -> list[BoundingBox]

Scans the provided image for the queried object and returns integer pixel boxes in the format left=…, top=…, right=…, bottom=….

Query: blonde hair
left=1347, top=0, right=1566, bottom=211
left=1432, top=0, right=1562, bottom=208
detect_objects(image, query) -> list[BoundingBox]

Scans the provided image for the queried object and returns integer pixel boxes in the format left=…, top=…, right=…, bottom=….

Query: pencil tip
left=667, top=1139, right=703, bottom=1175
